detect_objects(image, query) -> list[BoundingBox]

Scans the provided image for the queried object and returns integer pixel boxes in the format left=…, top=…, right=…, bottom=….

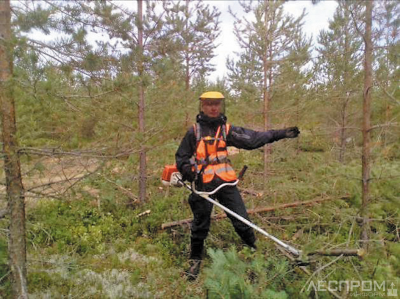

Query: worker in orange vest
left=175, top=91, right=300, bottom=280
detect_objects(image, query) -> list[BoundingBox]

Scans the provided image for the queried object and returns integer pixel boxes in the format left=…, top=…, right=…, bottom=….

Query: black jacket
left=175, top=113, right=288, bottom=181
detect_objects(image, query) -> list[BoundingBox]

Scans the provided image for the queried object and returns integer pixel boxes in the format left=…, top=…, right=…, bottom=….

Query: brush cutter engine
left=161, top=165, right=183, bottom=187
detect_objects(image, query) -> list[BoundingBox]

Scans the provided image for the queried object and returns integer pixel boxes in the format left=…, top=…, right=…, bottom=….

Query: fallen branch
left=161, top=195, right=350, bottom=229
left=275, top=245, right=342, bottom=299
left=308, top=248, right=366, bottom=257
left=240, top=188, right=263, bottom=197
left=137, top=210, right=151, bottom=218
left=300, top=254, right=344, bottom=296
left=244, top=195, right=349, bottom=214
left=101, top=175, right=138, bottom=203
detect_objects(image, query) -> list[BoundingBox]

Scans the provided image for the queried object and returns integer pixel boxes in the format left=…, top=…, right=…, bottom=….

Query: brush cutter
left=162, top=164, right=365, bottom=265
left=162, top=164, right=301, bottom=258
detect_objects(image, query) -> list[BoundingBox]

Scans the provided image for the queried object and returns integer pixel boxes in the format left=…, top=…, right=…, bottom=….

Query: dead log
left=161, top=195, right=349, bottom=229
left=308, top=248, right=366, bottom=257
left=161, top=215, right=301, bottom=230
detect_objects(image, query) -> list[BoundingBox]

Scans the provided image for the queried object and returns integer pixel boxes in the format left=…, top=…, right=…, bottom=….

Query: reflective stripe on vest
left=194, top=123, right=237, bottom=183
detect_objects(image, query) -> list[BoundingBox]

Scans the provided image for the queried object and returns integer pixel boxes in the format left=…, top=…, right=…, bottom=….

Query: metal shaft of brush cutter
left=182, top=179, right=301, bottom=257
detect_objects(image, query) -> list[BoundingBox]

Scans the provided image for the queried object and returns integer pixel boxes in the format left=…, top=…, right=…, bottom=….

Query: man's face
left=201, top=100, right=222, bottom=118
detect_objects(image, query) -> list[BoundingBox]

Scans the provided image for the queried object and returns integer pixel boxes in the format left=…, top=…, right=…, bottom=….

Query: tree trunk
left=137, top=0, right=147, bottom=202
left=185, top=56, right=190, bottom=127
left=262, top=0, right=270, bottom=184
left=263, top=59, right=269, bottom=184
left=360, top=0, right=373, bottom=249
left=295, top=96, right=300, bottom=154
left=184, top=0, right=190, bottom=128
left=339, top=13, right=351, bottom=164
left=0, top=0, right=28, bottom=297
left=339, top=95, right=349, bottom=163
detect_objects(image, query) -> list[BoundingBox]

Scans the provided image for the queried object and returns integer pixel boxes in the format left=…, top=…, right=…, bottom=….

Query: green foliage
left=164, top=0, right=221, bottom=82
left=27, top=198, right=127, bottom=254
left=15, top=3, right=54, bottom=34
left=0, top=238, right=11, bottom=298
left=204, top=248, right=290, bottom=299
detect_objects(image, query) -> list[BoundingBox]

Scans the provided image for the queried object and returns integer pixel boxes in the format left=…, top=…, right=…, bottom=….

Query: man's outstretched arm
left=227, top=126, right=300, bottom=150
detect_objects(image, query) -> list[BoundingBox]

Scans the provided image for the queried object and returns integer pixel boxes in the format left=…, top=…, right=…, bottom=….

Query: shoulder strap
left=193, top=123, right=201, bottom=144
left=222, top=123, right=230, bottom=142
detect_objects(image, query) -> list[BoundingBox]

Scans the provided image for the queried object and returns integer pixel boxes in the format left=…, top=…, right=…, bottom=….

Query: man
left=175, top=91, right=300, bottom=280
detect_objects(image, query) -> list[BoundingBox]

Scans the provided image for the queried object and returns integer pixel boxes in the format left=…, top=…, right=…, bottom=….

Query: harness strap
left=193, top=123, right=202, bottom=145
left=193, top=122, right=231, bottom=172
left=193, top=123, right=230, bottom=143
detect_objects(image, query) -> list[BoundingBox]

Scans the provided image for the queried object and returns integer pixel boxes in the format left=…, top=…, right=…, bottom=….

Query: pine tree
left=315, top=0, right=364, bottom=163
left=228, top=0, right=306, bottom=183
left=374, top=0, right=400, bottom=146
left=360, top=0, right=374, bottom=250
left=0, top=1, right=28, bottom=297
left=274, top=29, right=312, bottom=153
left=13, top=0, right=121, bottom=145
left=51, top=0, right=170, bottom=202
left=164, top=0, right=221, bottom=125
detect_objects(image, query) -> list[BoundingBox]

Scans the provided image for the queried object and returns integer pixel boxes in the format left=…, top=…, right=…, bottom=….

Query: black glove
left=182, top=165, right=196, bottom=182
left=285, top=127, right=300, bottom=138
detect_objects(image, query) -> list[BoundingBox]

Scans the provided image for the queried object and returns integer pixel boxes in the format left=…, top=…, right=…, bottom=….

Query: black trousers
left=188, top=183, right=256, bottom=259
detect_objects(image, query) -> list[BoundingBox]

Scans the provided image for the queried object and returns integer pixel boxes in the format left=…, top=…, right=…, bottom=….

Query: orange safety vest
left=193, top=123, right=237, bottom=183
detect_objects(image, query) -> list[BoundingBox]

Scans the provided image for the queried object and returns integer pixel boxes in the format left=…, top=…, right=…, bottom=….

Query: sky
left=207, top=0, right=339, bottom=81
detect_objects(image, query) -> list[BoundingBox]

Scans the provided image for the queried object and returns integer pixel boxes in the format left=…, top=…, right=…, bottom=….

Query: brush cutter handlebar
left=191, top=180, right=238, bottom=196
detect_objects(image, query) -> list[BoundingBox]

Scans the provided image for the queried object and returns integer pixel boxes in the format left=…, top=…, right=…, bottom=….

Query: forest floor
left=0, top=156, right=101, bottom=210
left=0, top=146, right=399, bottom=298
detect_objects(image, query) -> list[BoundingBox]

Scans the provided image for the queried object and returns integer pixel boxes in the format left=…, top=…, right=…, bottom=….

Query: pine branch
left=100, top=175, right=138, bottom=203
left=376, top=80, right=399, bottom=105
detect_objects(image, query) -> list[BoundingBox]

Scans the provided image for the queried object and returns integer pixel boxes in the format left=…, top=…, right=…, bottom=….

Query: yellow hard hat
left=199, top=91, right=225, bottom=100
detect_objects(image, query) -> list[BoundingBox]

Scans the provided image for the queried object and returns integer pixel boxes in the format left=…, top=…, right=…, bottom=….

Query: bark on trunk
left=0, top=1, right=28, bottom=297
left=137, top=0, right=147, bottom=202
left=339, top=94, right=349, bottom=163
left=360, top=0, right=373, bottom=249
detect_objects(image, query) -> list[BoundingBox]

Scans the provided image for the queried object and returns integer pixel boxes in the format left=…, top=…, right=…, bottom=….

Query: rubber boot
left=185, top=238, right=204, bottom=281
left=185, top=259, right=202, bottom=281
left=241, top=234, right=257, bottom=250
left=189, top=238, right=204, bottom=260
